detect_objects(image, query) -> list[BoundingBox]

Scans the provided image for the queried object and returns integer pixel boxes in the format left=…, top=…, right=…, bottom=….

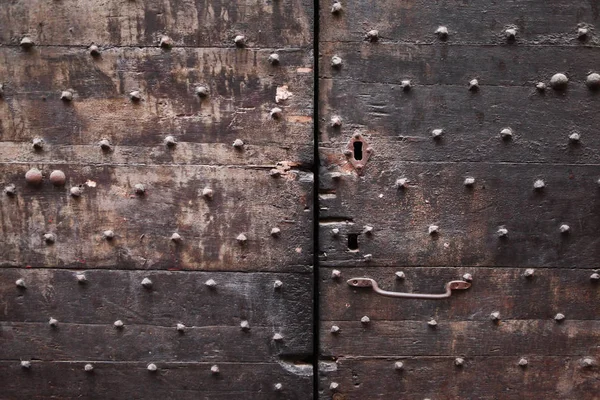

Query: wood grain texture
left=320, top=0, right=600, bottom=46
left=320, top=42, right=600, bottom=86
left=320, top=79, right=600, bottom=164
left=0, top=0, right=313, bottom=48
left=319, top=162, right=600, bottom=268
left=0, top=361, right=313, bottom=400
left=320, top=267, right=600, bottom=322
left=0, top=164, right=313, bottom=271
left=319, top=357, right=599, bottom=400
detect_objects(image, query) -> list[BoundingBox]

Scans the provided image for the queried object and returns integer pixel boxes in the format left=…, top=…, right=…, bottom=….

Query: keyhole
left=353, top=141, right=363, bottom=160
left=348, top=234, right=358, bottom=250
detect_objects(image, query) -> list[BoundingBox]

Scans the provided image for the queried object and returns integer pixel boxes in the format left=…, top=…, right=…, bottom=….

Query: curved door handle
left=347, top=277, right=471, bottom=299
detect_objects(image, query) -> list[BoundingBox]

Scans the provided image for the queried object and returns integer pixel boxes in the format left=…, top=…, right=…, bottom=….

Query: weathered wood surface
left=320, top=81, right=600, bottom=164
left=1, top=164, right=313, bottom=271
left=321, top=320, right=600, bottom=357
left=0, top=0, right=313, bottom=48
left=1, top=269, right=312, bottom=328
left=320, top=42, right=600, bottom=86
left=1, top=361, right=313, bottom=400
left=320, top=267, right=600, bottom=322
left=321, top=0, right=600, bottom=46
left=0, top=47, right=313, bottom=149
left=319, top=358, right=599, bottom=400
left=319, top=162, right=600, bottom=268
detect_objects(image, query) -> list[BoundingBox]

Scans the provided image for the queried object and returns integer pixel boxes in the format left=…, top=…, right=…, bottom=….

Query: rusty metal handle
left=347, top=278, right=471, bottom=299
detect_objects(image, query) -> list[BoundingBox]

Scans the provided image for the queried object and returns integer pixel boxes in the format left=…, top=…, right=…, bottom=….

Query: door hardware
left=347, top=278, right=471, bottom=299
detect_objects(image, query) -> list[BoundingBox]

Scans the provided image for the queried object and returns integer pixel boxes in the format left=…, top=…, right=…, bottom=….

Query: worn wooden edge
left=319, top=320, right=600, bottom=358
left=0, top=360, right=313, bottom=400
left=319, top=266, right=600, bottom=321
left=318, top=357, right=599, bottom=400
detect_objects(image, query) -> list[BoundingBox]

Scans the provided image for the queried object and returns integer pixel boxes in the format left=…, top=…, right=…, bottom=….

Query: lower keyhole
left=348, top=234, right=358, bottom=250
left=353, top=141, right=363, bottom=160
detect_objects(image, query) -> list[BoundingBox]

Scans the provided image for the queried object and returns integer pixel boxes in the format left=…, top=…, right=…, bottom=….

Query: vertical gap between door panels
left=312, top=0, right=320, bottom=397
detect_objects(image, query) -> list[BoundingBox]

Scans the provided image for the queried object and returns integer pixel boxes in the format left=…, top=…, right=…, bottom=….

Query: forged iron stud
left=554, top=313, right=565, bottom=322
left=274, top=383, right=283, bottom=391
left=234, top=35, right=245, bottom=47
left=464, top=177, right=475, bottom=186
left=99, top=138, right=111, bottom=150
left=400, top=80, right=411, bottom=91
left=233, top=138, right=244, bottom=148
left=211, top=365, right=220, bottom=374
left=274, top=280, right=283, bottom=289
left=431, top=128, right=444, bottom=139
left=21, top=360, right=31, bottom=369
left=89, top=44, right=100, bottom=56
left=394, top=361, right=404, bottom=370
left=536, top=82, right=546, bottom=91
left=504, top=27, right=517, bottom=40
left=176, top=323, right=186, bottom=332
left=559, top=224, right=570, bottom=234
left=84, top=364, right=94, bottom=372
left=271, top=227, right=281, bottom=237
left=49, top=317, right=58, bottom=327
left=147, top=363, right=157, bottom=372
left=141, top=277, right=153, bottom=288
left=134, top=183, right=146, bottom=195
left=469, top=79, right=479, bottom=91
left=524, top=268, right=535, bottom=278
left=490, top=311, right=500, bottom=322
left=129, top=91, right=141, bottom=101
left=435, top=26, right=448, bottom=39
left=518, top=358, right=528, bottom=367
left=205, top=279, right=217, bottom=288
left=331, top=116, right=342, bottom=127
left=15, top=278, right=26, bottom=288
left=586, top=73, right=600, bottom=89
left=569, top=132, right=580, bottom=142
left=61, top=90, right=73, bottom=101
left=114, top=320, right=124, bottom=328
left=268, top=53, right=280, bottom=65
left=462, top=273, right=473, bottom=282
left=455, top=357, right=465, bottom=367
left=395, top=271, right=406, bottom=280
left=236, top=233, right=247, bottom=244
left=366, top=29, right=379, bottom=42
left=44, top=233, right=56, bottom=244
left=396, top=178, right=409, bottom=188
left=76, top=273, right=87, bottom=283
left=50, top=170, right=66, bottom=186
left=25, top=168, right=43, bottom=185
left=330, top=382, right=339, bottom=391
left=331, top=55, right=343, bottom=68
left=363, top=254, right=372, bottom=261
left=330, top=325, right=340, bottom=334
left=331, top=228, right=340, bottom=237
left=70, top=186, right=83, bottom=197
left=159, top=36, right=172, bottom=48
left=363, top=225, right=373, bottom=235
left=164, top=136, right=177, bottom=147
left=32, top=138, right=44, bottom=149
left=273, top=333, right=284, bottom=341
left=4, top=184, right=16, bottom=196
left=533, top=179, right=545, bottom=190
left=361, top=316, right=370, bottom=324
left=497, top=228, right=508, bottom=237
left=170, top=233, right=182, bottom=242
left=331, top=269, right=341, bottom=279
left=202, top=187, right=214, bottom=198
left=270, top=107, right=283, bottom=119
left=590, top=272, right=600, bottom=281
left=330, top=172, right=342, bottom=180
left=501, top=128, right=513, bottom=140
left=581, top=357, right=595, bottom=368
left=331, top=1, right=343, bottom=14
left=578, top=27, right=589, bottom=39
left=103, top=230, right=114, bottom=240
left=550, top=73, right=568, bottom=90
left=428, top=319, right=438, bottom=327
left=195, top=86, right=209, bottom=97
left=240, top=320, right=251, bottom=331
left=428, top=225, right=439, bottom=235
left=20, top=36, right=34, bottom=49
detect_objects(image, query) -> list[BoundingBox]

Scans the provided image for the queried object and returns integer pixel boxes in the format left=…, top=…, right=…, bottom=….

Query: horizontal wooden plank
left=320, top=267, right=600, bottom=322
left=320, top=42, right=600, bottom=86
left=320, top=320, right=600, bottom=357
left=0, top=269, right=312, bottom=329
left=320, top=79, right=600, bottom=164
left=0, top=47, right=313, bottom=147
left=319, top=357, right=598, bottom=400
left=318, top=162, right=600, bottom=268
left=321, top=0, right=600, bottom=46
left=0, top=164, right=313, bottom=271
left=0, top=361, right=313, bottom=400
left=0, top=0, right=313, bottom=48
left=1, top=322, right=311, bottom=362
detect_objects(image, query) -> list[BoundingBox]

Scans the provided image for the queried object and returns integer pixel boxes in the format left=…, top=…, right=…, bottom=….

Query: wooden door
left=0, top=1, right=314, bottom=398
left=318, top=1, right=600, bottom=399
